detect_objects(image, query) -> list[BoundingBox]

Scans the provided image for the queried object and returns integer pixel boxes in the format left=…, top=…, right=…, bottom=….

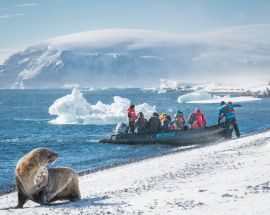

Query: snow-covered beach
left=1, top=130, right=269, bottom=215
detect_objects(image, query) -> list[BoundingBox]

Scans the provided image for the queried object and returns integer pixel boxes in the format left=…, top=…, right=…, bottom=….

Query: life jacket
left=199, top=114, right=206, bottom=127
left=191, top=112, right=206, bottom=129
left=127, top=107, right=137, bottom=122
left=180, top=116, right=186, bottom=124
left=173, top=117, right=185, bottom=130
left=222, top=105, right=235, bottom=120
left=191, top=121, right=200, bottom=129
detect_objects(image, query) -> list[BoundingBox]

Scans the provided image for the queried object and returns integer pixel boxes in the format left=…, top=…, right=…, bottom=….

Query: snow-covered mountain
left=1, top=25, right=270, bottom=89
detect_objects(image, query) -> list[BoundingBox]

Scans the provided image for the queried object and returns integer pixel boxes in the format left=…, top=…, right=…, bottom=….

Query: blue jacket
left=218, top=104, right=241, bottom=121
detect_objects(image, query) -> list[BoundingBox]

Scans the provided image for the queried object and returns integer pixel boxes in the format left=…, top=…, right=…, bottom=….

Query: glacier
left=1, top=25, right=270, bottom=88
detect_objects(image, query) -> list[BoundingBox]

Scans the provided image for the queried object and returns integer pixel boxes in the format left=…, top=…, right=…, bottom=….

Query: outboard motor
left=115, top=122, right=128, bottom=135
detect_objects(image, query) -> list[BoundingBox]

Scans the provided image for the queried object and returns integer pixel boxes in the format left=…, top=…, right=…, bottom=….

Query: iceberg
left=178, top=90, right=261, bottom=104
left=159, top=79, right=181, bottom=90
left=178, top=90, right=217, bottom=103
left=48, top=88, right=156, bottom=125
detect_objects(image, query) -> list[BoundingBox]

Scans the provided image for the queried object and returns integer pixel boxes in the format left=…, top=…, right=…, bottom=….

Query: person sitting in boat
left=160, top=112, right=167, bottom=124
left=172, top=110, right=186, bottom=130
left=218, top=101, right=241, bottom=138
left=161, top=115, right=173, bottom=133
left=148, top=112, right=161, bottom=133
left=189, top=108, right=206, bottom=129
left=127, top=104, right=137, bottom=134
left=135, top=112, right=148, bottom=134
left=188, top=111, right=196, bottom=126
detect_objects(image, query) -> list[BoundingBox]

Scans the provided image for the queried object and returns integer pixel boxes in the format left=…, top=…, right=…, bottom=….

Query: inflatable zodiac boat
left=100, top=123, right=226, bottom=145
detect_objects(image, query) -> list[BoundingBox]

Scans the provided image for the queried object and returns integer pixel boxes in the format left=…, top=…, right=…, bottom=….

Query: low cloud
left=13, top=3, right=37, bottom=7
left=0, top=13, right=24, bottom=20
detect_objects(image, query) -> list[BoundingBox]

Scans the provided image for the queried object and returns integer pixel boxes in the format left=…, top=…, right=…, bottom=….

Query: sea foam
left=49, top=88, right=156, bottom=125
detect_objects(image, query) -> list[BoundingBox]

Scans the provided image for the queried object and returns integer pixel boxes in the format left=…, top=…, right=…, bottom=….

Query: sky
left=1, top=0, right=270, bottom=63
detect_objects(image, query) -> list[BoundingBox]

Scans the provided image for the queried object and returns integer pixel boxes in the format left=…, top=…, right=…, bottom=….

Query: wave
left=48, top=88, right=156, bottom=125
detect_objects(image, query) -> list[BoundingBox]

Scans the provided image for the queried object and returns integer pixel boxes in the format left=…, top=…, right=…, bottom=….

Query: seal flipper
left=15, top=178, right=29, bottom=208
left=32, top=189, right=47, bottom=205
left=69, top=196, right=81, bottom=202
left=15, top=189, right=28, bottom=208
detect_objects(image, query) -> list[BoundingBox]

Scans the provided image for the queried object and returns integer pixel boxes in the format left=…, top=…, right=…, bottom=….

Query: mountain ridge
left=1, top=25, right=270, bottom=89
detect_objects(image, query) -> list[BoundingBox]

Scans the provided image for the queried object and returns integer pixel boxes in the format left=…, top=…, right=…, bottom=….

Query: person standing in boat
left=135, top=112, right=148, bottom=134
left=188, top=108, right=206, bottom=129
left=218, top=101, right=241, bottom=138
left=148, top=112, right=161, bottom=133
left=127, top=104, right=137, bottom=134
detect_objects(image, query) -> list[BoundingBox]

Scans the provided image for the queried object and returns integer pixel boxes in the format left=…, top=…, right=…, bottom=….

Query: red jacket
left=191, top=109, right=206, bottom=129
left=127, top=107, right=137, bottom=121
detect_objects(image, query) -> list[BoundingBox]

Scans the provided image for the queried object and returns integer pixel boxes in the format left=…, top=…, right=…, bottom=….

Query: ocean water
left=0, top=89, right=270, bottom=192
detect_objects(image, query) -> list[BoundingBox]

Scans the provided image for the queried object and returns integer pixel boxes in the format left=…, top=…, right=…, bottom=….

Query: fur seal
left=15, top=148, right=81, bottom=208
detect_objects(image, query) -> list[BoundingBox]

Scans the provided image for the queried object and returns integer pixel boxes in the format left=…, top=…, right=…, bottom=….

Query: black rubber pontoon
left=100, top=123, right=226, bottom=145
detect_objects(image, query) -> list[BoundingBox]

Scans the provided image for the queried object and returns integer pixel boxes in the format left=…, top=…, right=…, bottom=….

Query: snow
left=0, top=130, right=270, bottom=214
left=1, top=25, right=270, bottom=88
left=48, top=88, right=156, bottom=125
left=18, top=58, right=30, bottom=64
left=178, top=90, right=261, bottom=104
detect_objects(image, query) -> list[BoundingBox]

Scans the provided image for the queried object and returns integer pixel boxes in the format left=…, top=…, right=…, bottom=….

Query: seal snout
left=49, top=152, right=59, bottom=163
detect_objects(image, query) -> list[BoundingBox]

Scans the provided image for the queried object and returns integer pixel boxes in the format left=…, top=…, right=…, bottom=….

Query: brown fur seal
left=15, top=148, right=81, bottom=208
